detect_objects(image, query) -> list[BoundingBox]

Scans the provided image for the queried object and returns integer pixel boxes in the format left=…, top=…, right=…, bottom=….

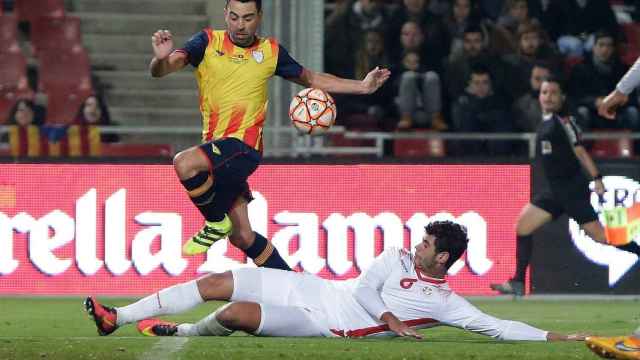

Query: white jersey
left=617, top=56, right=640, bottom=95
left=231, top=247, right=548, bottom=340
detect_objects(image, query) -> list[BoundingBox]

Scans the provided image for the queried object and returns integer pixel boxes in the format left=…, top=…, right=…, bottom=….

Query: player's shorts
left=198, top=137, right=260, bottom=209
left=230, top=267, right=337, bottom=337
left=532, top=173, right=598, bottom=224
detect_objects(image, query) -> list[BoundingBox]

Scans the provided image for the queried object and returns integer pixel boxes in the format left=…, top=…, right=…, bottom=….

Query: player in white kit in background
left=85, top=221, right=585, bottom=341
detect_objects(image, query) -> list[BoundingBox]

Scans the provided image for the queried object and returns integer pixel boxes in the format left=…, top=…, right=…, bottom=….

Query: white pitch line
left=138, top=337, right=189, bottom=360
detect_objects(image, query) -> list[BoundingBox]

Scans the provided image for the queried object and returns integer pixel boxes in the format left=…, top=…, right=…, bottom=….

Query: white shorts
left=230, top=267, right=338, bottom=337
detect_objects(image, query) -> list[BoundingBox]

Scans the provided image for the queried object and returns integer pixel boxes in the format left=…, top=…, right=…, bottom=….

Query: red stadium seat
left=563, top=56, right=583, bottom=77
left=31, top=16, right=82, bottom=55
left=100, top=144, right=175, bottom=157
left=38, top=48, right=91, bottom=91
left=591, top=134, right=634, bottom=158
left=0, top=51, right=28, bottom=91
left=620, top=23, right=640, bottom=66
left=15, top=0, right=65, bottom=23
left=0, top=15, right=19, bottom=53
left=45, top=86, right=93, bottom=124
left=341, top=114, right=381, bottom=131
left=393, top=133, right=446, bottom=158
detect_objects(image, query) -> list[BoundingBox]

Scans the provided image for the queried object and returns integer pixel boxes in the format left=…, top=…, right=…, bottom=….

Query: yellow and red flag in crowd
left=603, top=202, right=640, bottom=246
left=8, top=125, right=101, bottom=157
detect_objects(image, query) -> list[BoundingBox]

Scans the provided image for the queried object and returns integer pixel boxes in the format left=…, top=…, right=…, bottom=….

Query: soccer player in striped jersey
left=85, top=221, right=587, bottom=341
left=148, top=0, right=390, bottom=267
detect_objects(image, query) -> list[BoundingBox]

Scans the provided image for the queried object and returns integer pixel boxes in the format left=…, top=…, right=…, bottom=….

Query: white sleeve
left=617, top=56, right=640, bottom=95
left=438, top=292, right=548, bottom=341
left=353, top=248, right=398, bottom=320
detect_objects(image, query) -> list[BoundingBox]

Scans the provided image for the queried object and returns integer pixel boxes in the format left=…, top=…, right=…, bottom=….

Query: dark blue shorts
left=198, top=137, right=261, bottom=210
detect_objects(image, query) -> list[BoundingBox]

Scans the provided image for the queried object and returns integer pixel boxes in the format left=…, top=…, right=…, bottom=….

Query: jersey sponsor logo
left=400, top=278, right=417, bottom=289
left=568, top=175, right=640, bottom=285
left=421, top=287, right=433, bottom=296
left=211, top=144, right=221, bottom=155
left=215, top=50, right=225, bottom=56
left=252, top=50, right=264, bottom=64
left=541, top=140, right=552, bottom=155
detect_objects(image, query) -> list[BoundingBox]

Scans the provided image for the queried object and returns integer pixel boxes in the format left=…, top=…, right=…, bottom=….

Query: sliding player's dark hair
left=226, top=0, right=262, bottom=12
left=425, top=221, right=469, bottom=269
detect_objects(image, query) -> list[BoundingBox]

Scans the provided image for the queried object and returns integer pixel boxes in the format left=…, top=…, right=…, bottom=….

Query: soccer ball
left=289, top=88, right=337, bottom=135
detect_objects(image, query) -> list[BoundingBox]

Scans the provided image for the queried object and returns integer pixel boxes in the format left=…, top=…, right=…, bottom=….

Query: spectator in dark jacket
left=75, top=95, right=120, bottom=143
left=568, top=31, right=640, bottom=130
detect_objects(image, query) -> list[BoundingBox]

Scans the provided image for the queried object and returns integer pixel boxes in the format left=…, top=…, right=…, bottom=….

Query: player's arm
left=353, top=248, right=421, bottom=339
left=274, top=44, right=390, bottom=95
left=439, top=293, right=586, bottom=341
left=292, top=67, right=391, bottom=95
left=599, top=56, right=640, bottom=119
left=149, top=30, right=187, bottom=77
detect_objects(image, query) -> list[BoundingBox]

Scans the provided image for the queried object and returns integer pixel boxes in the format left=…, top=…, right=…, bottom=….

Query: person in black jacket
left=490, top=76, right=640, bottom=296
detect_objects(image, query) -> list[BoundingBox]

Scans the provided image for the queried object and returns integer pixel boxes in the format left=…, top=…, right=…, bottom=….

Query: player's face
left=414, top=234, right=438, bottom=270
left=539, top=81, right=564, bottom=114
left=225, top=0, right=262, bottom=47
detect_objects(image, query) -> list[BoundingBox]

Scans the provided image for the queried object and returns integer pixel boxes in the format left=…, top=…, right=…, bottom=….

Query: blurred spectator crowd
left=325, top=0, right=640, bottom=156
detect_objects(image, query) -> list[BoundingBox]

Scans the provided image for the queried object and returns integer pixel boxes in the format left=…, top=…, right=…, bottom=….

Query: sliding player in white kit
left=86, top=221, right=584, bottom=341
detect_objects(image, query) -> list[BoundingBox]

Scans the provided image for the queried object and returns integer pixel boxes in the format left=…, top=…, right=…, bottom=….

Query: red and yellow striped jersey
left=177, top=29, right=303, bottom=151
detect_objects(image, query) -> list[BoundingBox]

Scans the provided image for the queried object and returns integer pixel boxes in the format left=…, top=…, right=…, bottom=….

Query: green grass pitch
left=0, top=297, right=638, bottom=360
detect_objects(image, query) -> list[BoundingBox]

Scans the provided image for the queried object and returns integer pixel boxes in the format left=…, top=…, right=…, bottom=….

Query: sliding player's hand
left=152, top=29, right=174, bottom=60
left=598, top=90, right=628, bottom=120
left=386, top=317, right=423, bottom=340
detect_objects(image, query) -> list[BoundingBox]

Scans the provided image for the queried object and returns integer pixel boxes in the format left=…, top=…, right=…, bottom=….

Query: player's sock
left=244, top=232, right=291, bottom=271
left=616, top=242, right=640, bottom=256
left=116, top=280, right=203, bottom=326
left=513, top=235, right=533, bottom=282
left=181, top=172, right=225, bottom=222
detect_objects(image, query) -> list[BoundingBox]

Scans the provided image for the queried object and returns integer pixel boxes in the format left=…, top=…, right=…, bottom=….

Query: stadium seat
left=14, top=0, right=65, bottom=23
left=620, top=23, right=640, bottom=66
left=563, top=56, right=583, bottom=77
left=0, top=14, right=19, bottom=52
left=38, top=48, right=91, bottom=90
left=341, top=114, right=381, bottom=131
left=44, top=86, right=93, bottom=124
left=0, top=51, right=28, bottom=91
left=590, top=131, right=634, bottom=158
left=393, top=134, right=446, bottom=158
left=31, top=16, right=82, bottom=55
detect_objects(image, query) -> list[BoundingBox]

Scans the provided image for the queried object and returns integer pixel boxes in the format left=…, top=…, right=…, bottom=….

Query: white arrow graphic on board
left=568, top=176, right=640, bottom=286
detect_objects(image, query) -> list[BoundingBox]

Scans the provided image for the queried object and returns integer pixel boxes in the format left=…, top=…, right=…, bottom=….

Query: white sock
left=115, top=280, right=203, bottom=326
left=176, top=305, right=234, bottom=336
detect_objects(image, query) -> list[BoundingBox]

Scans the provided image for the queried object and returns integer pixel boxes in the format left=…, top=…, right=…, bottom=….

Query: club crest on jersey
left=252, top=50, right=264, bottom=63
left=541, top=140, right=552, bottom=155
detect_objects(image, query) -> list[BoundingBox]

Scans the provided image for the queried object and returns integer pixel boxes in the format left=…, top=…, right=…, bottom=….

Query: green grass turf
left=0, top=297, right=638, bottom=360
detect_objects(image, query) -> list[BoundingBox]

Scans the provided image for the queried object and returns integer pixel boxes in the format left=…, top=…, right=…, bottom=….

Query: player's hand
left=152, top=29, right=174, bottom=60
left=361, top=66, right=391, bottom=94
left=598, top=90, right=629, bottom=120
left=594, top=179, right=605, bottom=196
left=386, top=316, right=423, bottom=339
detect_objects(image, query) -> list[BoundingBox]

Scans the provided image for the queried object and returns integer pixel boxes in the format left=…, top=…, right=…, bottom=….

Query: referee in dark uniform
left=491, top=76, right=640, bottom=296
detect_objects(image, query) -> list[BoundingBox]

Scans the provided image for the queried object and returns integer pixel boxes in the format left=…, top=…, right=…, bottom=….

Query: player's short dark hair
left=226, top=0, right=262, bottom=12
left=425, top=221, right=469, bottom=270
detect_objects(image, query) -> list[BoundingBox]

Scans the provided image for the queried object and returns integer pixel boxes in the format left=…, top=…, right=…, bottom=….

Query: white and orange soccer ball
left=289, top=88, right=337, bottom=135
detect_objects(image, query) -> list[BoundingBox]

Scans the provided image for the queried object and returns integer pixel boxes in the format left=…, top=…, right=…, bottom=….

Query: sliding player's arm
left=439, top=292, right=586, bottom=341
left=353, top=248, right=422, bottom=339
left=149, top=30, right=188, bottom=77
